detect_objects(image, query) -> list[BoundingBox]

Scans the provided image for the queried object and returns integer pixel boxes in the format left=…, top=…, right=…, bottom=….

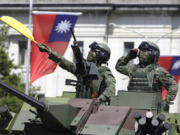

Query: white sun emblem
left=55, top=20, right=72, bottom=34
left=172, top=59, right=180, bottom=70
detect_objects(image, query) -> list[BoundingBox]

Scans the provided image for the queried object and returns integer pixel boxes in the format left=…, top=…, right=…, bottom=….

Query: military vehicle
left=0, top=80, right=180, bottom=135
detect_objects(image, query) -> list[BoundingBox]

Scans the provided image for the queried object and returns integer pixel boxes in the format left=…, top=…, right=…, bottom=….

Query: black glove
left=125, top=49, right=138, bottom=61
left=162, top=96, right=174, bottom=112
left=38, top=43, right=51, bottom=53
left=162, top=100, right=169, bottom=112
left=98, top=95, right=110, bottom=105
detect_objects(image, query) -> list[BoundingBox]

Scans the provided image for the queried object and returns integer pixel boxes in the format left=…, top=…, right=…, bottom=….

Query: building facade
left=0, top=0, right=180, bottom=112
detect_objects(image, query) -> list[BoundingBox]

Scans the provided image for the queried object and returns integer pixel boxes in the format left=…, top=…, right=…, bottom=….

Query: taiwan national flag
left=30, top=11, right=81, bottom=84
left=157, top=56, right=180, bottom=99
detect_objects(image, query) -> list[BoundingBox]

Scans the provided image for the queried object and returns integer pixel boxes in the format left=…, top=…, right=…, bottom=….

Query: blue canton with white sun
left=48, top=14, right=78, bottom=43
left=170, top=56, right=180, bottom=75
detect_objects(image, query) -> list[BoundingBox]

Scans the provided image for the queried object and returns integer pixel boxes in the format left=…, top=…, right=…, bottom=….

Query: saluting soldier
left=115, top=41, right=178, bottom=111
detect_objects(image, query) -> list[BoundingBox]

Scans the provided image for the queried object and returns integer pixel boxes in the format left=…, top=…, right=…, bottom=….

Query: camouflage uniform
left=48, top=48, right=116, bottom=102
left=115, top=56, right=178, bottom=102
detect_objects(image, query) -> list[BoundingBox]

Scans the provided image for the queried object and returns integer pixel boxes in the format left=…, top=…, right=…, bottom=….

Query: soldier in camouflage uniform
left=38, top=42, right=116, bottom=103
left=115, top=41, right=178, bottom=111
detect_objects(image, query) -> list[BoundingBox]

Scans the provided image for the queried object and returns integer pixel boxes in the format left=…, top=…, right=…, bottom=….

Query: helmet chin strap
left=152, top=51, right=158, bottom=64
left=96, top=59, right=102, bottom=66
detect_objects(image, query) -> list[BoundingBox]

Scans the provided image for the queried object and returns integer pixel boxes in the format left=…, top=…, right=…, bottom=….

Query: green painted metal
left=12, top=103, right=35, bottom=131
left=80, top=124, right=120, bottom=135
left=111, top=91, right=162, bottom=110
left=45, top=97, right=71, bottom=103
left=70, top=117, right=81, bottom=127
left=62, top=92, right=76, bottom=98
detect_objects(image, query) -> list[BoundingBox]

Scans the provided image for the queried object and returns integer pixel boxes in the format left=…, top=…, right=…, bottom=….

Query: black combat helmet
left=89, top=41, right=111, bottom=64
left=138, top=41, right=160, bottom=64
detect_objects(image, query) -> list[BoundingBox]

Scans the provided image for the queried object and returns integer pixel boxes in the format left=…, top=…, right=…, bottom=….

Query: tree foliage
left=0, top=26, right=25, bottom=113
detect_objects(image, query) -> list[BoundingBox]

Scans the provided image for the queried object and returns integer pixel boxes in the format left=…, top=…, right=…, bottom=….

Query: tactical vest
left=128, top=64, right=162, bottom=93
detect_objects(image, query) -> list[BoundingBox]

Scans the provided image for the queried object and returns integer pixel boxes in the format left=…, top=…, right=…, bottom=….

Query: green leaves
left=0, top=47, right=13, bottom=76
left=0, top=26, right=24, bottom=113
left=0, top=26, right=8, bottom=48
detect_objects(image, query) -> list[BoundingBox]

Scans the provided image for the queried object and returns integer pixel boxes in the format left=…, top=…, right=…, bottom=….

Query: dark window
left=19, top=41, right=27, bottom=65
left=124, top=42, right=134, bottom=56
left=124, top=42, right=134, bottom=64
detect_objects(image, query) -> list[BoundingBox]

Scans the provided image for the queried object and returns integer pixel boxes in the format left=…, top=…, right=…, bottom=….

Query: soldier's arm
left=99, top=69, right=116, bottom=102
left=38, top=43, right=76, bottom=74
left=48, top=50, right=77, bottom=75
left=157, top=67, right=178, bottom=101
left=116, top=49, right=138, bottom=75
left=115, top=56, right=132, bottom=76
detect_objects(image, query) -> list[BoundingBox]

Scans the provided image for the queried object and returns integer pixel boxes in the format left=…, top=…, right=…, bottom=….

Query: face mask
left=87, top=50, right=97, bottom=63
left=138, top=50, right=152, bottom=63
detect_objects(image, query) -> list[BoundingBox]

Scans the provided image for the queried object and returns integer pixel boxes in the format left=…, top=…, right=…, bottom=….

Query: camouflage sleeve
left=99, top=69, right=116, bottom=101
left=115, top=56, right=134, bottom=76
left=157, top=66, right=178, bottom=101
left=48, top=50, right=76, bottom=75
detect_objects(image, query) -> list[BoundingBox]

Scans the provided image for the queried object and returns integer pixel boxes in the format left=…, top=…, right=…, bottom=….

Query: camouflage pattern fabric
left=48, top=50, right=116, bottom=102
left=115, top=56, right=178, bottom=102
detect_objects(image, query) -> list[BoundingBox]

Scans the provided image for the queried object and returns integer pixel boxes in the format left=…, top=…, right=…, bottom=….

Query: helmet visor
left=89, top=41, right=101, bottom=50
left=138, top=42, right=151, bottom=50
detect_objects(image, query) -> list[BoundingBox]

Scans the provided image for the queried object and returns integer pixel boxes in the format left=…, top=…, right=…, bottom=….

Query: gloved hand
left=97, top=97, right=102, bottom=103
left=162, top=100, right=169, bottom=112
left=162, top=96, right=173, bottom=112
left=125, top=49, right=139, bottom=61
left=38, top=43, right=51, bottom=53
left=98, top=95, right=110, bottom=105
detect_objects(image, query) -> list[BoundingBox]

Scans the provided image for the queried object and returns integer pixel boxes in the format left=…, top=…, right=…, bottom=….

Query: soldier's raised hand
left=38, top=43, right=51, bottom=53
left=126, top=48, right=139, bottom=61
